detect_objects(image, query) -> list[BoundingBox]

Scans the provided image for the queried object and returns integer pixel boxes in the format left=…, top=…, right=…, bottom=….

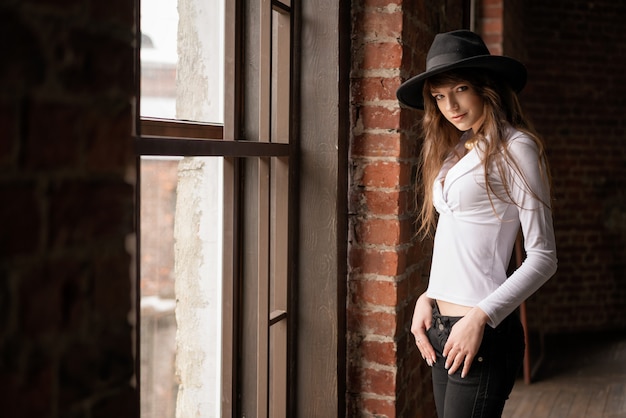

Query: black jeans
left=427, top=303, right=525, bottom=418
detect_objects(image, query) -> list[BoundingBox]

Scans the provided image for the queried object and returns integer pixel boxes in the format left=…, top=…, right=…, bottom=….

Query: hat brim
left=396, top=55, right=527, bottom=110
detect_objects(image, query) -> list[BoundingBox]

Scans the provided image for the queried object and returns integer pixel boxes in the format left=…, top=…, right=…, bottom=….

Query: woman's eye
left=433, top=94, right=444, bottom=101
left=457, top=85, right=468, bottom=92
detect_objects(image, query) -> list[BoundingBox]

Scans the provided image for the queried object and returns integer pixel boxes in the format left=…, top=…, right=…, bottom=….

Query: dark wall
left=522, top=0, right=626, bottom=333
left=0, top=2, right=137, bottom=417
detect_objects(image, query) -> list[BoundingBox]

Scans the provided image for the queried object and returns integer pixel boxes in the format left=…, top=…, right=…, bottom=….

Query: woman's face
left=430, top=82, right=485, bottom=133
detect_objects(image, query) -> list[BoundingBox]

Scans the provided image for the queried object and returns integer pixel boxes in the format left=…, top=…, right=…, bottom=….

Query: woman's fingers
left=444, top=347, right=474, bottom=377
left=414, top=331, right=436, bottom=366
left=443, top=307, right=488, bottom=377
left=443, top=333, right=476, bottom=376
left=411, top=294, right=436, bottom=366
left=460, top=353, right=475, bottom=378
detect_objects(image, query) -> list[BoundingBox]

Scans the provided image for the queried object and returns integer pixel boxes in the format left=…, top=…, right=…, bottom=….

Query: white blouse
left=426, top=126, right=558, bottom=327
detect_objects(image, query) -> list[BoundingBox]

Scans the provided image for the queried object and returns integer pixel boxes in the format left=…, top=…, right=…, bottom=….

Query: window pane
left=140, top=156, right=223, bottom=418
left=141, top=0, right=224, bottom=123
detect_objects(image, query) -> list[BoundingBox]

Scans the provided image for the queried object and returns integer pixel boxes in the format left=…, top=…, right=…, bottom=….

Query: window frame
left=134, top=0, right=298, bottom=416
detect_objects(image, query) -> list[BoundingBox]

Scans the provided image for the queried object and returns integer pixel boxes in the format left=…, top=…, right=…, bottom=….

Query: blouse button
left=438, top=323, right=444, bottom=331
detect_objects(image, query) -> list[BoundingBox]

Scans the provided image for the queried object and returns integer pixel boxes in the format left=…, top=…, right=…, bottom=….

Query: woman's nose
left=446, top=97, right=459, bottom=111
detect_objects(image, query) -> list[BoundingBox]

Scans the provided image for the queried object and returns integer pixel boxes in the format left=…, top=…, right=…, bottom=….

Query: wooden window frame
left=135, top=0, right=298, bottom=416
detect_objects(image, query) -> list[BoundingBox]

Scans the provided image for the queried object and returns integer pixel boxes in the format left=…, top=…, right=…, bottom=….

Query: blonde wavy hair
left=416, top=69, right=552, bottom=238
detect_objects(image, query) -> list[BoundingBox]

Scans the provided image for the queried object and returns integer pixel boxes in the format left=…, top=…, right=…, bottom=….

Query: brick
left=93, top=252, right=132, bottom=320
left=92, top=386, right=138, bottom=418
left=0, top=10, right=45, bottom=91
left=356, top=10, right=402, bottom=39
left=91, top=0, right=135, bottom=27
left=358, top=367, right=396, bottom=396
left=348, top=307, right=397, bottom=336
left=352, top=132, right=403, bottom=157
left=0, top=182, right=40, bottom=257
left=362, top=189, right=405, bottom=215
left=355, top=218, right=400, bottom=246
left=0, top=363, right=53, bottom=417
left=23, top=0, right=80, bottom=7
left=360, top=105, right=401, bottom=130
left=395, top=275, right=410, bottom=304
left=360, top=340, right=397, bottom=366
left=354, top=218, right=413, bottom=246
left=362, top=397, right=396, bottom=417
left=363, top=0, right=401, bottom=8
left=59, top=332, right=135, bottom=410
left=24, top=102, right=83, bottom=170
left=482, top=0, right=504, bottom=8
left=0, top=101, right=17, bottom=166
left=361, top=42, right=403, bottom=70
left=48, top=180, right=133, bottom=249
left=31, top=257, right=113, bottom=335
left=18, top=262, right=62, bottom=336
left=84, top=101, right=134, bottom=170
left=58, top=343, right=100, bottom=405
left=361, top=161, right=402, bottom=188
left=481, top=3, right=503, bottom=18
left=352, top=279, right=397, bottom=306
left=61, top=31, right=134, bottom=95
left=353, top=76, right=402, bottom=103
left=350, top=247, right=403, bottom=275
left=482, top=17, right=503, bottom=34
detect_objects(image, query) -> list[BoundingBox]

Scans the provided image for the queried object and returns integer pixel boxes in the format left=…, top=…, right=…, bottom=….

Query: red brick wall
left=521, top=0, right=626, bottom=333
left=348, top=1, right=465, bottom=416
left=0, top=2, right=137, bottom=417
left=478, top=0, right=503, bottom=54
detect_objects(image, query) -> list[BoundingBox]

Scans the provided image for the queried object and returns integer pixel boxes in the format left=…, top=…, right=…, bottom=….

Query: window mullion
left=257, top=1, right=272, bottom=417
left=256, top=157, right=271, bottom=418
left=221, top=0, right=239, bottom=416
left=223, top=0, right=241, bottom=141
left=260, top=0, right=272, bottom=146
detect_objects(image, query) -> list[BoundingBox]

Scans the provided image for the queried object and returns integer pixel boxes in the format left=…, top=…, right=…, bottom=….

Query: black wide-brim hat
left=396, top=30, right=527, bottom=110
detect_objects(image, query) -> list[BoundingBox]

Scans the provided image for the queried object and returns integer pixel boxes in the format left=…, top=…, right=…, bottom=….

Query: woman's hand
left=411, top=293, right=436, bottom=366
left=443, top=307, right=489, bottom=378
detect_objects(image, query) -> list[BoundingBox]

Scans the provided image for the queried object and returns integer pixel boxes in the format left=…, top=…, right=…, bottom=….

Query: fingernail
left=426, top=359, right=432, bottom=367
left=461, top=372, right=466, bottom=379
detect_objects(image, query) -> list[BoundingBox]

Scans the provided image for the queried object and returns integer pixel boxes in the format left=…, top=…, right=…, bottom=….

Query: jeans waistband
left=432, top=301, right=520, bottom=332
left=432, top=301, right=462, bottom=330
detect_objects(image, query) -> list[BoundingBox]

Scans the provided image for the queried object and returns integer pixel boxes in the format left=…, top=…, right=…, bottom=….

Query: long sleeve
left=476, top=136, right=557, bottom=327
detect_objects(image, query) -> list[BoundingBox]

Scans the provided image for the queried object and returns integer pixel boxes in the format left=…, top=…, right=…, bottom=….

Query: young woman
left=396, top=30, right=557, bottom=417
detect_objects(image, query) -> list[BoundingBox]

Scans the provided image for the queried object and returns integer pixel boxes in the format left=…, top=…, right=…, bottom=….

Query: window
left=140, top=0, right=224, bottom=123
left=137, top=0, right=296, bottom=417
